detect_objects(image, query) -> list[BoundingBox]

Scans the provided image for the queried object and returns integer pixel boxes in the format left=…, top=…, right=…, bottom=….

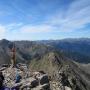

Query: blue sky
left=0, top=0, right=90, bottom=40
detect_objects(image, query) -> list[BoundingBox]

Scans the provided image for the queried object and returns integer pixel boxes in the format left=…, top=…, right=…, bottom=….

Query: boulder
left=30, top=79, right=39, bottom=88
left=40, top=83, right=50, bottom=90
left=11, top=82, right=22, bottom=90
left=39, top=71, right=46, bottom=75
left=20, top=85, right=31, bottom=90
left=1, top=64, right=9, bottom=67
left=38, top=74, right=49, bottom=85
left=0, top=67, right=7, bottom=71
left=31, top=83, right=50, bottom=90
left=65, top=86, right=72, bottom=90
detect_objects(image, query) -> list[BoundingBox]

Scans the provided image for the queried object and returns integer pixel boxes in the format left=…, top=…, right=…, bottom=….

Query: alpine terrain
left=0, top=39, right=90, bottom=90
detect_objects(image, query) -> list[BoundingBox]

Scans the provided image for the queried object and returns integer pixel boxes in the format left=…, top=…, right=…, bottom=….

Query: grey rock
left=30, top=79, right=39, bottom=88
left=38, top=74, right=49, bottom=85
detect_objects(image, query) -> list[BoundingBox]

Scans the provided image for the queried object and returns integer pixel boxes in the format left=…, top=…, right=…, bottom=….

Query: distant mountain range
left=0, top=38, right=90, bottom=64
left=38, top=38, right=90, bottom=63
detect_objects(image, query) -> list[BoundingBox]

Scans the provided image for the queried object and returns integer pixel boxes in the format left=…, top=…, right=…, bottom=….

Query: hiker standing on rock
left=0, top=72, right=10, bottom=90
left=11, top=43, right=16, bottom=68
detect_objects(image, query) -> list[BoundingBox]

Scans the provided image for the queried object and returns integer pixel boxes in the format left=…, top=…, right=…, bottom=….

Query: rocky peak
left=0, top=39, right=9, bottom=45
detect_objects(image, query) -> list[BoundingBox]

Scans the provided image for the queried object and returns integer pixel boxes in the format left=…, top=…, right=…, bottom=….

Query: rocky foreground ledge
left=0, top=64, right=51, bottom=90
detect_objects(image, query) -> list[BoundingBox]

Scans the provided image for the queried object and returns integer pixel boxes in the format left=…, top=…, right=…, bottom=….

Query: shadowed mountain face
left=38, top=38, right=90, bottom=63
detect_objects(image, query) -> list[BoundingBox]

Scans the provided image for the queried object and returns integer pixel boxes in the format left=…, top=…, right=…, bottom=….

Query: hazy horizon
left=0, top=37, right=90, bottom=41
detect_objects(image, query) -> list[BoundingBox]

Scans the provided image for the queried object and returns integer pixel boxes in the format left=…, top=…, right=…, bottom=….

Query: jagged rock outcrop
left=1, top=64, right=50, bottom=90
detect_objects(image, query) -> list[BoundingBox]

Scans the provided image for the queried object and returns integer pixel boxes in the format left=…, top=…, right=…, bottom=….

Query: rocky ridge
left=30, top=52, right=90, bottom=90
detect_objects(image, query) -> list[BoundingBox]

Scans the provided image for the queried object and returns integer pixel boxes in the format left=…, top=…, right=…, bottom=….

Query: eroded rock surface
left=1, top=64, right=50, bottom=90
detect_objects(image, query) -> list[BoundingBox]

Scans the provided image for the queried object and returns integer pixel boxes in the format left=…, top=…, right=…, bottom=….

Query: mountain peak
left=0, top=39, right=9, bottom=44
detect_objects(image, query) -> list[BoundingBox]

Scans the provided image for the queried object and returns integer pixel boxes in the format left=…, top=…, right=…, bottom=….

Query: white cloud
left=45, top=0, right=90, bottom=32
left=19, top=0, right=90, bottom=34
left=5, top=23, right=23, bottom=32
left=0, top=0, right=90, bottom=40
left=0, top=25, right=6, bottom=39
left=0, top=23, right=23, bottom=39
left=0, top=0, right=89, bottom=38
left=20, top=25, right=53, bottom=33
left=7, top=23, right=23, bottom=27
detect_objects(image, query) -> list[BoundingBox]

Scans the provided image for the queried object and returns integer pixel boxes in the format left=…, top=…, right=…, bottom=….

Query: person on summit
left=0, top=72, right=10, bottom=90
left=11, top=43, right=16, bottom=68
